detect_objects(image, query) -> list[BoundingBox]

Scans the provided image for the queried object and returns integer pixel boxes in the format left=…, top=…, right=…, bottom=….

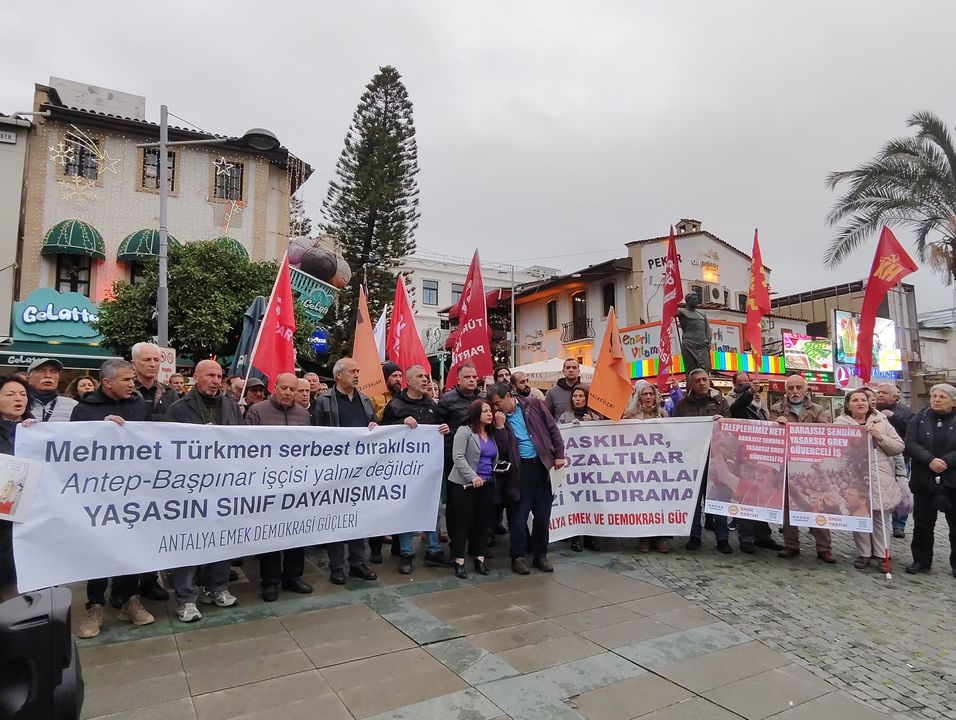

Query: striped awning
left=117, top=229, right=179, bottom=262
left=41, top=219, right=105, bottom=260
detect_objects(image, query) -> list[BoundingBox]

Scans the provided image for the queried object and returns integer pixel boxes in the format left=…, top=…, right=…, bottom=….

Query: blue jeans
left=398, top=506, right=442, bottom=558
left=509, top=458, right=553, bottom=559
left=892, top=510, right=908, bottom=533
left=690, top=489, right=728, bottom=543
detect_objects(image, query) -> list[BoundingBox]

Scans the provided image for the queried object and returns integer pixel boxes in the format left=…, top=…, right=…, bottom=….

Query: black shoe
left=495, top=523, right=508, bottom=535
left=229, top=568, right=240, bottom=582
left=474, top=558, right=490, bottom=575
left=570, top=537, right=584, bottom=552
left=532, top=557, right=554, bottom=572
left=893, top=529, right=905, bottom=539
left=740, top=542, right=755, bottom=554
left=109, top=593, right=123, bottom=610
left=454, top=562, right=468, bottom=579
left=754, top=539, right=785, bottom=552
left=717, top=541, right=733, bottom=554
left=349, top=565, right=377, bottom=581
left=390, top=540, right=402, bottom=557
left=424, top=551, right=454, bottom=567
left=330, top=569, right=347, bottom=585
left=704, top=516, right=716, bottom=531
left=685, top=538, right=702, bottom=551
left=487, top=534, right=496, bottom=548
left=511, top=557, right=530, bottom=575
left=281, top=578, right=313, bottom=594
left=262, top=584, right=279, bottom=602
left=583, top=537, right=601, bottom=552
left=369, top=550, right=383, bottom=564
left=139, top=577, right=169, bottom=601
left=398, top=556, right=413, bottom=575
left=905, top=562, right=931, bottom=574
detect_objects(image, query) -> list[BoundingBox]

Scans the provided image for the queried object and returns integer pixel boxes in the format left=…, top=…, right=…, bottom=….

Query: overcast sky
left=4, top=1, right=954, bottom=311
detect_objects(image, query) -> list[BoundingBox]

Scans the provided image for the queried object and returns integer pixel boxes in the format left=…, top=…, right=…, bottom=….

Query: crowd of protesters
left=0, top=348, right=954, bottom=643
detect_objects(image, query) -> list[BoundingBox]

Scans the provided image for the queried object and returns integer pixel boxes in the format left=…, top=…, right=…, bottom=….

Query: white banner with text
left=12, top=422, right=444, bottom=591
left=551, top=418, right=714, bottom=540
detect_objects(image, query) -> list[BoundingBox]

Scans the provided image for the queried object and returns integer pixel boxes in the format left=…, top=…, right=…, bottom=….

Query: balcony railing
left=561, top=318, right=594, bottom=343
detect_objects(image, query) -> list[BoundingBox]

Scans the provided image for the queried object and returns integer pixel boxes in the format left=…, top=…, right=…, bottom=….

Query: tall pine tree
left=322, top=65, right=420, bottom=356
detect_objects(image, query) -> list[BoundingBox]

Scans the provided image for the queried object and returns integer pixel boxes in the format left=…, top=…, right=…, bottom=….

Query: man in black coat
left=312, top=358, right=379, bottom=586
left=166, top=360, right=242, bottom=623
left=74, top=360, right=153, bottom=639
left=905, top=384, right=956, bottom=575
left=383, top=364, right=452, bottom=574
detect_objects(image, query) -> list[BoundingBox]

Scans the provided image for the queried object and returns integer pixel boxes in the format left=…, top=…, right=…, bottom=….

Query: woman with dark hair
left=834, top=388, right=903, bottom=570
left=557, top=386, right=602, bottom=424
left=557, top=386, right=602, bottom=552
left=447, top=400, right=498, bottom=578
left=0, top=376, right=36, bottom=600
left=65, top=375, right=98, bottom=401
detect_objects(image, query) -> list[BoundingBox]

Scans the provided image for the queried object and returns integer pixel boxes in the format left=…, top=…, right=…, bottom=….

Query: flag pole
left=239, top=252, right=288, bottom=404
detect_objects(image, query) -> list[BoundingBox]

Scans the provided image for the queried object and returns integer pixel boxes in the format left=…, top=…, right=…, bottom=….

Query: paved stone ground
left=69, top=519, right=956, bottom=720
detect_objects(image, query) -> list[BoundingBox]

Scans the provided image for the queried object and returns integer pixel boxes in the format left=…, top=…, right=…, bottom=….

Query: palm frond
left=908, top=111, right=956, bottom=187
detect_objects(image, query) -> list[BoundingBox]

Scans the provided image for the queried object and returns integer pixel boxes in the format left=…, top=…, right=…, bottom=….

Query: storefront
left=2, top=287, right=121, bottom=383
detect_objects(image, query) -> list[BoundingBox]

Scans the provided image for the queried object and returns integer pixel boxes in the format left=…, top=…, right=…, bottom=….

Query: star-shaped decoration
left=214, top=156, right=234, bottom=176
left=49, top=141, right=75, bottom=166
left=96, top=148, right=121, bottom=175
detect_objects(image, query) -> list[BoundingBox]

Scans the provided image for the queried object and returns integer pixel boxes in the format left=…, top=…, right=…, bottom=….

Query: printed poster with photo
left=0, top=453, right=42, bottom=522
left=786, top=423, right=873, bottom=531
left=705, top=419, right=787, bottom=523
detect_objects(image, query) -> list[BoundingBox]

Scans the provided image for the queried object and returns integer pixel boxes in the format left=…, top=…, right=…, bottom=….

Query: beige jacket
left=833, top=412, right=904, bottom=512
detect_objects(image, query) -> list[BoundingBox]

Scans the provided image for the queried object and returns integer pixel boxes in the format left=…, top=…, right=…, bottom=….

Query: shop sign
left=13, top=288, right=102, bottom=343
left=835, top=363, right=900, bottom=389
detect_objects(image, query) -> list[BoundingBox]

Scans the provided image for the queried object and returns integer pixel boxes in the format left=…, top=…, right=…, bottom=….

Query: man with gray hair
left=130, top=342, right=177, bottom=420
left=26, top=357, right=76, bottom=422
left=877, top=383, right=913, bottom=537
left=312, top=357, right=379, bottom=585
left=73, top=359, right=153, bottom=639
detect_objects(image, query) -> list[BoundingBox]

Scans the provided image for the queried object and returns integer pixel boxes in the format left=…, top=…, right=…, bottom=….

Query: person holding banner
left=383, top=365, right=453, bottom=575
left=486, top=383, right=566, bottom=575
left=624, top=380, right=671, bottom=554
left=0, top=376, right=34, bottom=601
left=557, top=386, right=603, bottom=553
left=73, top=359, right=154, bottom=639
left=834, top=389, right=903, bottom=571
left=312, top=358, right=380, bottom=586
left=245, top=373, right=315, bottom=601
left=447, top=400, right=499, bottom=578
left=166, top=360, right=242, bottom=622
left=770, top=375, right=836, bottom=563
left=674, top=369, right=732, bottom=553
left=905, top=384, right=956, bottom=575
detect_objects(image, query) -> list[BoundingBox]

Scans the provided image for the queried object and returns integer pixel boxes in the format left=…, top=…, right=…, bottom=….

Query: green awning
left=117, top=229, right=179, bottom=262
left=0, top=341, right=120, bottom=370
left=41, top=220, right=106, bottom=260
left=210, top=236, right=249, bottom=259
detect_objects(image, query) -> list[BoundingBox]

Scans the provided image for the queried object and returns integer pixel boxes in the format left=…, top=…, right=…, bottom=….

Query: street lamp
left=137, top=105, right=281, bottom=346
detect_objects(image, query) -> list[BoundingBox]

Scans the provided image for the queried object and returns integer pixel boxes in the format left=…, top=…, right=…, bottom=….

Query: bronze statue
left=678, top=293, right=712, bottom=372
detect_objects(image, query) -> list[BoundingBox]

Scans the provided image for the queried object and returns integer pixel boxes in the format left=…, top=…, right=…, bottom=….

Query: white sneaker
left=199, top=589, right=237, bottom=608
left=176, top=602, right=202, bottom=623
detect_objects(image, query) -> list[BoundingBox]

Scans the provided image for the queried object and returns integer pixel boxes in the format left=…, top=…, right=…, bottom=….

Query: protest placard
left=12, top=422, right=444, bottom=591
left=552, top=417, right=713, bottom=540
left=0, top=454, right=41, bottom=522
left=705, top=419, right=787, bottom=523
left=785, top=422, right=873, bottom=531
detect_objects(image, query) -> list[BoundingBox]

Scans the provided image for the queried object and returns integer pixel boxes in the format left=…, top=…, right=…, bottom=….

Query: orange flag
left=588, top=307, right=633, bottom=420
left=353, top=285, right=387, bottom=397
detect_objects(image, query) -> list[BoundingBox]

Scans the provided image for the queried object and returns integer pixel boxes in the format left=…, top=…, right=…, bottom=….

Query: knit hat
left=382, top=361, right=401, bottom=378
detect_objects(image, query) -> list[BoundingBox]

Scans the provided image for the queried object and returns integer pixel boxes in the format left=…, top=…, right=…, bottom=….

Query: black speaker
left=0, top=587, right=84, bottom=719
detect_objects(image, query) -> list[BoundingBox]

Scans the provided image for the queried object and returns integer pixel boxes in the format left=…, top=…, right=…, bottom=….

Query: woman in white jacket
left=834, top=389, right=903, bottom=571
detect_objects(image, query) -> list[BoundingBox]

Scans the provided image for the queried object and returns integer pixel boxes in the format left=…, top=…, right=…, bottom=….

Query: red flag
left=857, top=227, right=918, bottom=383
left=387, top=275, right=430, bottom=379
left=448, top=251, right=494, bottom=385
left=657, top=227, right=683, bottom=391
left=589, top=307, right=633, bottom=420
left=354, top=285, right=387, bottom=397
left=250, top=253, right=296, bottom=391
left=744, top=229, right=771, bottom=356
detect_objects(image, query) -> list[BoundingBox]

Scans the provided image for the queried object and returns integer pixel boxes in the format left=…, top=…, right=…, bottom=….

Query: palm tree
left=825, top=111, right=956, bottom=284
